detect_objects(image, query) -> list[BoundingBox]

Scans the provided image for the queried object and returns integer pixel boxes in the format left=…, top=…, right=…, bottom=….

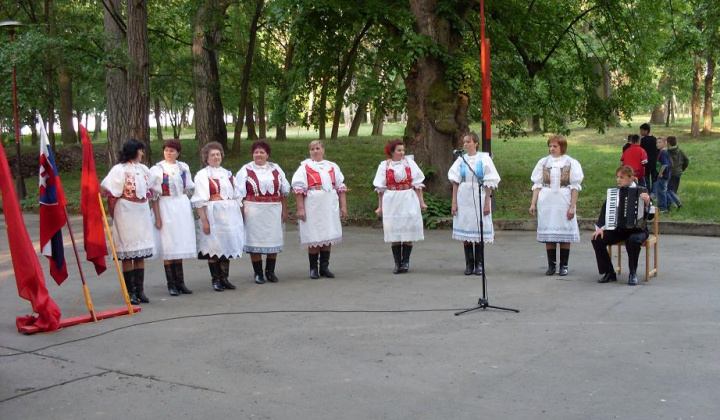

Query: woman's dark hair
left=616, top=165, right=635, bottom=179
left=163, top=139, right=182, bottom=154
left=201, top=141, right=224, bottom=165
left=384, top=139, right=404, bottom=157
left=251, top=140, right=271, bottom=157
left=118, top=139, right=146, bottom=163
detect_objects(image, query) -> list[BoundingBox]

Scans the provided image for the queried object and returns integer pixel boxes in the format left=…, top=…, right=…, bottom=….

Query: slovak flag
left=38, top=116, right=68, bottom=285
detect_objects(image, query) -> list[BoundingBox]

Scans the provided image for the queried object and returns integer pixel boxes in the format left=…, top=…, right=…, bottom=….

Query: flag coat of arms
left=38, top=117, right=68, bottom=284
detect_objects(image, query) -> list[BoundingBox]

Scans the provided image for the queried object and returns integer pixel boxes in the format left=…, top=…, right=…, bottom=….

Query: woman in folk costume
left=190, top=141, right=245, bottom=292
left=373, top=139, right=428, bottom=274
left=149, top=139, right=196, bottom=296
left=101, top=139, right=156, bottom=304
left=292, top=140, right=348, bottom=279
left=448, top=132, right=501, bottom=276
left=236, top=141, right=290, bottom=284
left=529, top=135, right=584, bottom=276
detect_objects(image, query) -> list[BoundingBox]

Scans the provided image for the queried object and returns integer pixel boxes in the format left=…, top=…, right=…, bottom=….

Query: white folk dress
left=149, top=161, right=197, bottom=260
left=373, top=157, right=425, bottom=243
left=448, top=153, right=501, bottom=243
left=237, top=162, right=290, bottom=254
left=101, top=163, right=155, bottom=260
left=291, top=159, right=346, bottom=248
left=530, top=154, right=584, bottom=243
left=191, top=166, right=245, bottom=259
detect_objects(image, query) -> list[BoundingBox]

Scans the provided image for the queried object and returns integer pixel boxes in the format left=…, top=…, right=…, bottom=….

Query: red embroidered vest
left=245, top=168, right=281, bottom=197
left=306, top=165, right=336, bottom=189
left=385, top=161, right=412, bottom=189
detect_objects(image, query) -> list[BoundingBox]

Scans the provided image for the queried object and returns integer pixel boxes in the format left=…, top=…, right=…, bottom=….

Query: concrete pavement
left=1, top=214, right=718, bottom=419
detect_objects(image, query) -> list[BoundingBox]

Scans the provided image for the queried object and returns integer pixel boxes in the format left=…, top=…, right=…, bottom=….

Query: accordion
left=604, top=186, right=647, bottom=230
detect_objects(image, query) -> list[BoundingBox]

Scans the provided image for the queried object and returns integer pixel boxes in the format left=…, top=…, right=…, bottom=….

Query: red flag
left=0, top=141, right=62, bottom=332
left=38, top=117, right=68, bottom=284
left=79, top=124, right=108, bottom=275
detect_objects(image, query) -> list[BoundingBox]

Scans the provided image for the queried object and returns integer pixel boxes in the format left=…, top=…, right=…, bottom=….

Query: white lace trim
left=301, top=237, right=342, bottom=249
left=244, top=245, right=284, bottom=254
left=117, top=248, right=154, bottom=260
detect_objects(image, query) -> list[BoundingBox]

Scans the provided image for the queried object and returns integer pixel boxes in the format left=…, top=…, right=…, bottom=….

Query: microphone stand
left=454, top=148, right=518, bottom=316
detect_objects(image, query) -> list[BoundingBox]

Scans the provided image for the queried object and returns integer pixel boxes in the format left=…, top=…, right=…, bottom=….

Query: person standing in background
left=666, top=136, right=690, bottom=209
left=639, top=123, right=658, bottom=194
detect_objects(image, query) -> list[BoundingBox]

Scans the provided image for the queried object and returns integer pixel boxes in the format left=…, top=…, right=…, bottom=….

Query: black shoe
left=309, top=253, right=319, bottom=279
left=253, top=273, right=265, bottom=284
left=208, top=261, right=224, bottom=291
left=400, top=245, right=412, bottom=273
left=218, top=260, right=236, bottom=290
left=545, top=264, right=556, bottom=276
left=598, top=272, right=617, bottom=283
left=319, top=251, right=335, bottom=278
left=628, top=273, right=638, bottom=285
left=464, top=244, right=474, bottom=275
left=474, top=261, right=483, bottom=276
left=134, top=269, right=150, bottom=303
left=164, top=264, right=179, bottom=296
left=391, top=245, right=402, bottom=274
left=173, top=263, right=193, bottom=294
left=265, top=258, right=279, bottom=283
left=558, top=265, right=568, bottom=276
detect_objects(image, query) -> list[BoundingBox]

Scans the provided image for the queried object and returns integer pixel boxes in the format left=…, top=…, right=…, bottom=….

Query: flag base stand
left=18, top=306, right=141, bottom=335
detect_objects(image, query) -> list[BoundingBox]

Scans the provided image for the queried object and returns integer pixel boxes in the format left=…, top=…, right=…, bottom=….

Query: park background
left=1, top=0, right=718, bottom=224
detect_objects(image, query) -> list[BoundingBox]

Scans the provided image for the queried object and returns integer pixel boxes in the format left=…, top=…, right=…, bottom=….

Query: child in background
left=621, top=134, right=648, bottom=186
left=655, top=137, right=672, bottom=212
left=666, top=136, right=690, bottom=209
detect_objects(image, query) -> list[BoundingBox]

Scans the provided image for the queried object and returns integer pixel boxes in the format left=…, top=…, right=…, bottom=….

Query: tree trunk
left=702, top=56, right=715, bottom=135
left=275, top=41, right=295, bottom=141
left=690, top=55, right=703, bottom=137
left=93, top=113, right=102, bottom=141
left=58, top=66, right=77, bottom=144
left=405, top=0, right=473, bottom=195
left=231, top=0, right=264, bottom=154
left=650, top=104, right=666, bottom=125
left=531, top=115, right=541, bottom=132
left=103, top=0, right=128, bottom=165
left=317, top=77, right=329, bottom=139
left=30, top=111, right=38, bottom=145
left=245, top=92, right=258, bottom=141
left=192, top=2, right=229, bottom=153
left=330, top=21, right=372, bottom=139
left=371, top=107, right=384, bottom=136
left=258, top=80, right=266, bottom=139
left=349, top=101, right=367, bottom=137
left=154, top=97, right=164, bottom=141
left=127, top=0, right=151, bottom=163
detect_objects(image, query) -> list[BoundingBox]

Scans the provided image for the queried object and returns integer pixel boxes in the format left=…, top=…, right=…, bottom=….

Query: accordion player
left=604, top=186, right=649, bottom=230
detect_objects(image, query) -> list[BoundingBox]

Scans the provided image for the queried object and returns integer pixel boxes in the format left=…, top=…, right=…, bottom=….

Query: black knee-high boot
left=173, top=262, right=193, bottom=294
left=123, top=270, right=140, bottom=305
left=164, top=264, right=179, bottom=296
left=252, top=260, right=265, bottom=284
left=473, top=243, right=483, bottom=276
left=391, top=245, right=402, bottom=274
left=546, top=248, right=557, bottom=275
left=400, top=245, right=412, bottom=273
left=134, top=269, right=149, bottom=303
left=463, top=244, right=474, bottom=275
left=219, top=258, right=236, bottom=289
left=309, top=253, right=320, bottom=279
left=319, top=251, right=335, bottom=278
left=559, top=248, right=570, bottom=276
left=209, top=261, right=224, bottom=291
left=265, top=258, right=279, bottom=283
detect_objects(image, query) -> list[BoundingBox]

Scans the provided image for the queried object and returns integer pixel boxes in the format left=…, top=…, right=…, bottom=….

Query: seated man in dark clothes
left=591, top=166, right=654, bottom=286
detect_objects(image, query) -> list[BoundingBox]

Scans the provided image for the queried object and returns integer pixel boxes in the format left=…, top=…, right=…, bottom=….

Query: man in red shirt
left=621, top=134, right=648, bottom=186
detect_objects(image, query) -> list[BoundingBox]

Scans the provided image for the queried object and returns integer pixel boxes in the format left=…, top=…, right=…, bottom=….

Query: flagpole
left=97, top=193, right=135, bottom=314
left=63, top=208, right=97, bottom=322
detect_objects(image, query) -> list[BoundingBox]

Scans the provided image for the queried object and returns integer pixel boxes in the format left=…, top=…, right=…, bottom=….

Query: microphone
left=452, top=149, right=463, bottom=158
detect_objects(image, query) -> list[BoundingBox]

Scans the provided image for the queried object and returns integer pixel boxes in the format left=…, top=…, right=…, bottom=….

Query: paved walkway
left=1, top=215, right=718, bottom=419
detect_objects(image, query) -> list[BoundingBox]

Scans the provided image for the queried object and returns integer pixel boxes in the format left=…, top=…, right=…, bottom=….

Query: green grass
left=5, top=119, right=718, bottom=224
